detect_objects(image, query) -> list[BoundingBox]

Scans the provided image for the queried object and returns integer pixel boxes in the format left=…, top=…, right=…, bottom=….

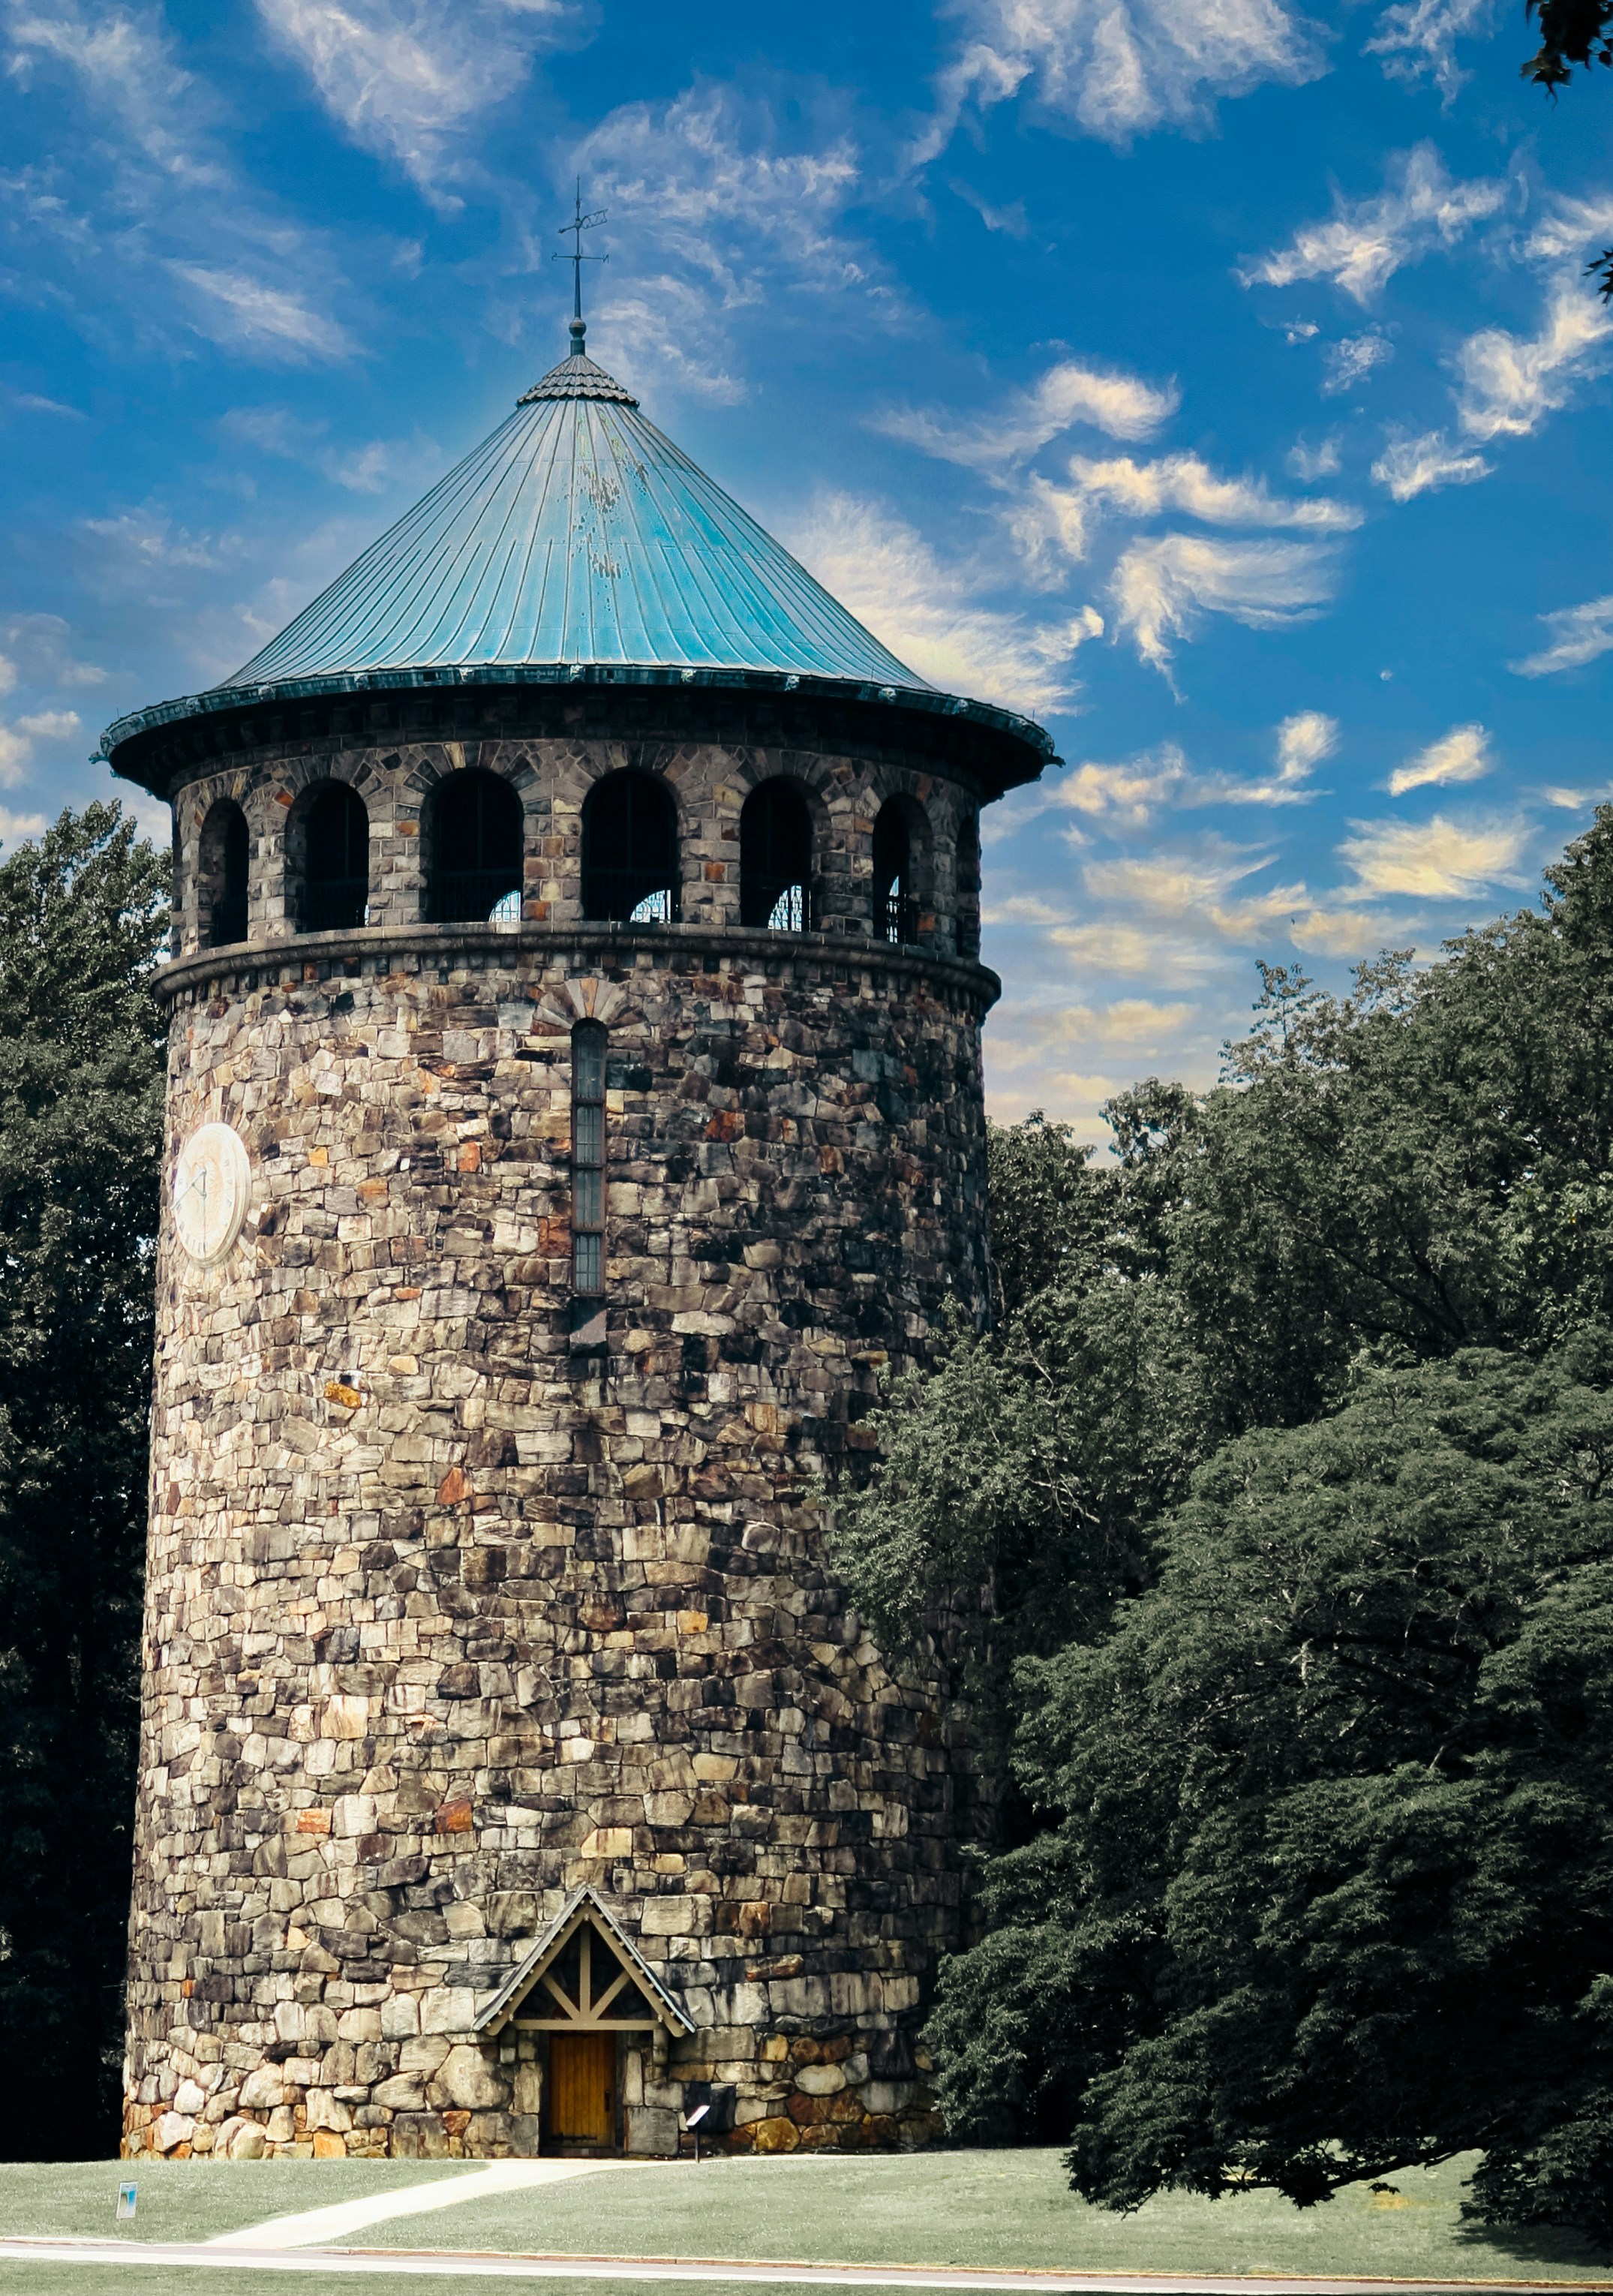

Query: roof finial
left=554, top=177, right=606, bottom=360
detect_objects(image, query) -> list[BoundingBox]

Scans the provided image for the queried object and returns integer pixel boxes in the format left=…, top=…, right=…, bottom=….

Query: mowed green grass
left=0, top=2153, right=472, bottom=2245
left=0, top=2147, right=1610, bottom=2288
left=350, top=2148, right=1613, bottom=2280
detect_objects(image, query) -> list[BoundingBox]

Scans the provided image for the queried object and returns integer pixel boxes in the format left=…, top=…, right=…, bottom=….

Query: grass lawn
left=347, top=2149, right=1613, bottom=2281
left=0, top=2147, right=1609, bottom=2290
left=0, top=2154, right=472, bottom=2245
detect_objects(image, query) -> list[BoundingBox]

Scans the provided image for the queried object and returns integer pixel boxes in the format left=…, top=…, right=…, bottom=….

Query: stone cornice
left=155, top=918, right=1002, bottom=1010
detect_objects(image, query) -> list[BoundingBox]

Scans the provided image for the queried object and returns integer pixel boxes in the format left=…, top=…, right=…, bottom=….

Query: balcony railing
left=745, top=878, right=816, bottom=933
left=879, top=894, right=922, bottom=946
left=584, top=871, right=679, bottom=924
left=433, top=870, right=523, bottom=924
left=302, top=879, right=368, bottom=933
left=209, top=893, right=248, bottom=947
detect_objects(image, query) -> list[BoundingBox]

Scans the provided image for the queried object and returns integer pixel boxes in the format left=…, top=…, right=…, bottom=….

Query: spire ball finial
left=554, top=178, right=606, bottom=359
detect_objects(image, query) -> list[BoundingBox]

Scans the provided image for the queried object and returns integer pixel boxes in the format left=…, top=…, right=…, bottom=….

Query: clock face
left=172, top=1122, right=251, bottom=1266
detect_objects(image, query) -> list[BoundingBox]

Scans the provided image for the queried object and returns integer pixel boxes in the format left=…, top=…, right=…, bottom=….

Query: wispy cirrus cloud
left=1371, top=428, right=1491, bottom=500
left=1454, top=284, right=1613, bottom=442
left=253, top=0, right=574, bottom=203
left=1338, top=809, right=1526, bottom=897
left=912, top=0, right=1321, bottom=158
left=1065, top=452, right=1359, bottom=530
left=785, top=488, right=1103, bottom=715
left=1109, top=532, right=1338, bottom=674
left=219, top=404, right=442, bottom=493
left=990, top=713, right=1338, bottom=834
left=1242, top=143, right=1508, bottom=303
left=1365, top=0, right=1495, bottom=99
left=1323, top=330, right=1393, bottom=394
left=572, top=83, right=889, bottom=398
left=1387, top=722, right=1491, bottom=795
left=2, top=0, right=358, bottom=362
left=876, top=356, right=1178, bottom=475
left=1511, top=595, right=1613, bottom=677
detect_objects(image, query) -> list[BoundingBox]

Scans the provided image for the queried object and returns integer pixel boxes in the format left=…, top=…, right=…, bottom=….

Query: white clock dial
left=172, top=1122, right=251, bottom=1266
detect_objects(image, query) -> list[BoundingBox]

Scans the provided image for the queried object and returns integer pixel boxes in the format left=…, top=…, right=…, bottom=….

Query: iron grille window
left=431, top=770, right=523, bottom=923
left=740, top=780, right=814, bottom=932
left=302, top=783, right=369, bottom=933
left=581, top=772, right=679, bottom=924
left=572, top=1021, right=607, bottom=1296
left=873, top=801, right=916, bottom=945
left=203, top=801, right=250, bottom=947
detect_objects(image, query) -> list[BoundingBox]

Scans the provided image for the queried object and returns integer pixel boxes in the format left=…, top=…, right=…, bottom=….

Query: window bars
left=571, top=1022, right=607, bottom=1296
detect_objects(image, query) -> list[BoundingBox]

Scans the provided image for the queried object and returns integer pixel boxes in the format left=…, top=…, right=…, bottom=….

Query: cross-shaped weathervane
left=555, top=180, right=607, bottom=331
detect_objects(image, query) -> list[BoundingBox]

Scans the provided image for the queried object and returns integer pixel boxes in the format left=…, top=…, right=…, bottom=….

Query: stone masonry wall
left=125, top=801, right=997, bottom=2163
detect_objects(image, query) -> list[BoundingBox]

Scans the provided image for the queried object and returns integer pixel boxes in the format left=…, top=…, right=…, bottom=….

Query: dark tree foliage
left=834, top=809, right=1613, bottom=2241
left=0, top=805, right=167, bottom=2159
left=1520, top=0, right=1613, bottom=293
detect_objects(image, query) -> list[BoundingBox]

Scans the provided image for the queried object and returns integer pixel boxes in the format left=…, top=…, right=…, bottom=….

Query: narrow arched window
left=957, top=810, right=981, bottom=961
left=430, top=769, right=523, bottom=923
left=740, top=780, right=814, bottom=932
left=581, top=772, right=678, bottom=924
left=200, top=799, right=249, bottom=947
left=873, top=800, right=915, bottom=944
left=571, top=1021, right=607, bottom=1295
left=302, top=783, right=368, bottom=933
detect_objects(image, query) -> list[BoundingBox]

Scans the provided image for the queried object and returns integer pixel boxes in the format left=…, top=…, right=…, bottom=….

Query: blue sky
left=3, top=0, right=1611, bottom=1137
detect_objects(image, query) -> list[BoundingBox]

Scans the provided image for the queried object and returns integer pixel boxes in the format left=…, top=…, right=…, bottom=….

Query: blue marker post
left=116, top=2183, right=137, bottom=2222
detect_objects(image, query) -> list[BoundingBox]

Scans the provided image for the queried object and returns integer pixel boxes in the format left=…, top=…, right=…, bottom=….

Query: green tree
left=929, top=1346, right=1613, bottom=2244
left=0, top=804, right=167, bottom=2159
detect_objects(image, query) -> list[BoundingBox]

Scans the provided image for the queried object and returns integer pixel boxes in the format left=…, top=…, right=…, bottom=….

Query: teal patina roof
left=237, top=332, right=924, bottom=691
left=99, top=324, right=1056, bottom=779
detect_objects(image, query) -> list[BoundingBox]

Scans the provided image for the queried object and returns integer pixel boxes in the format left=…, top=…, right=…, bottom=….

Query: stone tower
left=106, top=317, right=1053, bottom=2165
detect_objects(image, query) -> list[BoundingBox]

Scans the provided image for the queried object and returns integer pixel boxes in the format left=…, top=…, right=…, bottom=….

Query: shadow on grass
left=1452, top=2216, right=1613, bottom=2276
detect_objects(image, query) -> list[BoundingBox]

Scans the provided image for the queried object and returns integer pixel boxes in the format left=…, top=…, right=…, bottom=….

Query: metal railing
left=432, top=869, right=523, bottom=924
left=209, top=894, right=248, bottom=947
left=743, top=878, right=816, bottom=933
left=302, top=879, right=369, bottom=933
left=879, top=894, right=922, bottom=946
left=583, top=870, right=679, bottom=924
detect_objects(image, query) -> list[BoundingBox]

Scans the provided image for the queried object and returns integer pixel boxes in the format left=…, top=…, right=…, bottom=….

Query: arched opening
left=429, top=770, right=523, bottom=924
left=301, top=783, right=369, bottom=933
left=873, top=799, right=918, bottom=945
left=199, top=799, right=249, bottom=947
left=740, top=780, right=815, bottom=932
left=957, top=810, right=981, bottom=961
left=581, top=772, right=679, bottom=924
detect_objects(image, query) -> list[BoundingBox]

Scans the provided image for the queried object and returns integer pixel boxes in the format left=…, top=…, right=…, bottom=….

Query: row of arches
left=197, top=769, right=975, bottom=951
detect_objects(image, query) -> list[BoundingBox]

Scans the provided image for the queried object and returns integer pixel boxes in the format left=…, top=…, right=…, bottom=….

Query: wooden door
left=548, top=2031, right=616, bottom=2146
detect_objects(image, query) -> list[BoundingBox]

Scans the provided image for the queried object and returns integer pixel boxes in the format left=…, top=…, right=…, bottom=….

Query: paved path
left=207, top=2157, right=632, bottom=2250
left=0, top=2239, right=1605, bottom=2290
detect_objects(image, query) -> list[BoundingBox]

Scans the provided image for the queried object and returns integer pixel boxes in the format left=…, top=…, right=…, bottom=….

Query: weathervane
left=554, top=179, right=606, bottom=355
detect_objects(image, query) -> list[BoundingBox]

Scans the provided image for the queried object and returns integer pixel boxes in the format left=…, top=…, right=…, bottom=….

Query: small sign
left=116, top=2184, right=137, bottom=2222
left=685, top=2105, right=709, bottom=2128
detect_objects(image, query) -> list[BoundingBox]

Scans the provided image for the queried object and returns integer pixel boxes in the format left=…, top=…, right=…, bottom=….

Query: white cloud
left=0, top=807, right=49, bottom=844
left=785, top=489, right=1103, bottom=714
left=1388, top=723, right=1491, bottom=795
left=876, top=357, right=1178, bottom=475
left=1065, top=450, right=1359, bottom=531
left=1512, top=594, right=1613, bottom=677
left=254, top=0, right=571, bottom=200
left=2, top=0, right=355, bottom=364
left=168, top=265, right=358, bottom=362
left=1109, top=533, right=1337, bottom=672
left=0, top=707, right=80, bottom=784
left=220, top=404, right=441, bottom=492
left=1288, top=903, right=1413, bottom=956
left=1371, top=429, right=1491, bottom=500
left=915, top=0, right=1320, bottom=156
left=1323, top=331, right=1393, bottom=394
left=1454, top=284, right=1613, bottom=442
left=1338, top=810, right=1526, bottom=897
left=1242, top=144, right=1507, bottom=302
left=569, top=84, right=891, bottom=394
left=1365, top=0, right=1494, bottom=99
left=1287, top=434, right=1341, bottom=479
left=0, top=613, right=105, bottom=688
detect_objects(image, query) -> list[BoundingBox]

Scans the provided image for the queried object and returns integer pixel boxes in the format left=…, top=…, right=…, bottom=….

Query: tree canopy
left=831, top=807, right=1613, bottom=2245
left=0, top=804, right=167, bottom=2158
